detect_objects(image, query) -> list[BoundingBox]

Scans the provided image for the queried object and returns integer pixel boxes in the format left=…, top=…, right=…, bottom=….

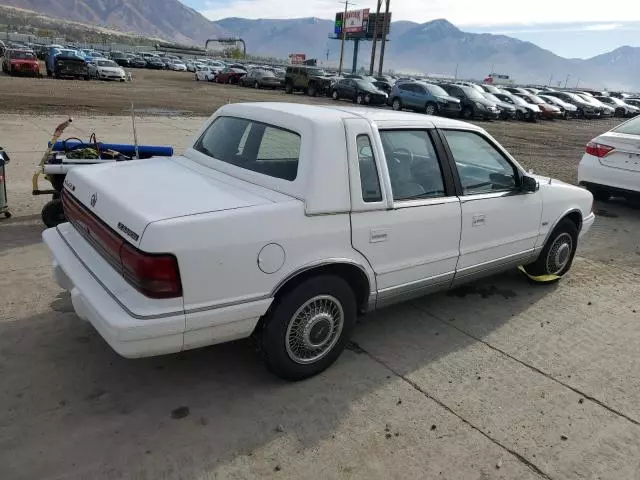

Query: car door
left=346, top=119, right=462, bottom=307
left=439, top=128, right=543, bottom=284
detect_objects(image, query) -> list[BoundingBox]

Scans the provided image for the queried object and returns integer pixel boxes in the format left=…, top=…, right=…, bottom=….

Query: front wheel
left=355, top=93, right=364, bottom=104
left=254, top=81, right=259, bottom=89
left=425, top=102, right=438, bottom=115
left=391, top=98, right=402, bottom=111
left=523, top=219, right=578, bottom=279
left=332, top=89, right=339, bottom=100
left=285, top=82, right=293, bottom=94
left=461, top=107, right=474, bottom=119
left=259, top=275, right=356, bottom=381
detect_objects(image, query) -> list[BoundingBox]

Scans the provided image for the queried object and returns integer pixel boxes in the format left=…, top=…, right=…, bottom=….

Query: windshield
left=354, top=79, right=376, bottom=89
left=508, top=95, right=529, bottom=106
left=460, top=86, right=484, bottom=100
left=423, top=83, right=448, bottom=97
left=11, top=51, right=36, bottom=60
left=527, top=95, right=545, bottom=105
left=308, top=68, right=326, bottom=76
left=97, top=60, right=118, bottom=67
left=482, top=93, right=502, bottom=103
left=613, top=116, right=640, bottom=136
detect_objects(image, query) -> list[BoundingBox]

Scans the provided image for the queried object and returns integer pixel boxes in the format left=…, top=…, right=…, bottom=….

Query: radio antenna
left=131, top=103, right=139, bottom=160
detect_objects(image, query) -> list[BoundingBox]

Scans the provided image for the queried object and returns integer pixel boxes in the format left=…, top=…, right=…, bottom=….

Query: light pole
left=377, top=0, right=390, bottom=76
left=337, top=0, right=353, bottom=76
left=369, top=0, right=382, bottom=75
left=564, top=73, right=571, bottom=89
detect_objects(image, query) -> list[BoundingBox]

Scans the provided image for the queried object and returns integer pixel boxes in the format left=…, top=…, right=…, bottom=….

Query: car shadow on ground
left=0, top=268, right=557, bottom=479
left=0, top=215, right=44, bottom=254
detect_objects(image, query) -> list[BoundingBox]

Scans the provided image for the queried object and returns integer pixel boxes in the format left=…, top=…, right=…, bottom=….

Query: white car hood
left=63, top=157, right=273, bottom=247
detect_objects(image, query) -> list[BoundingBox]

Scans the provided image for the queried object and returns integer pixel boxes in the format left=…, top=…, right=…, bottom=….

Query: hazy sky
left=180, top=0, right=640, bottom=58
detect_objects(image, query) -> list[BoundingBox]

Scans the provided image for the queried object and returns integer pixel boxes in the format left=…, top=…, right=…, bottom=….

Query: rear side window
left=356, top=135, right=382, bottom=202
left=613, top=116, right=640, bottom=136
left=194, top=116, right=301, bottom=181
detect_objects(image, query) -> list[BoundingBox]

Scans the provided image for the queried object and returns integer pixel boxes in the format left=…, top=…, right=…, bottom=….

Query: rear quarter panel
left=140, top=202, right=374, bottom=312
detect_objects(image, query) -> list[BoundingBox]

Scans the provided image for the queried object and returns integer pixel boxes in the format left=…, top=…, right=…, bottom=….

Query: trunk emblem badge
left=90, top=193, right=98, bottom=207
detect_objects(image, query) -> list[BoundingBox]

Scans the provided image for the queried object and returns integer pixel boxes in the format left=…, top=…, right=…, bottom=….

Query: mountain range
left=1, top=0, right=639, bottom=90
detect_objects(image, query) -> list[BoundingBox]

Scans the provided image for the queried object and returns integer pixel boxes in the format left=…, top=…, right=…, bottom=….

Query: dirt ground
left=1, top=74, right=640, bottom=480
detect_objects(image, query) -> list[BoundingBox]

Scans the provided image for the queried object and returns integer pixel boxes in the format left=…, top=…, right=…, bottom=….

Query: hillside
left=2, top=0, right=639, bottom=90
left=0, top=0, right=226, bottom=44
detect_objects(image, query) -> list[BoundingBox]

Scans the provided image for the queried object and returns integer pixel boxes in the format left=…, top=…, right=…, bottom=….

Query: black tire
left=355, top=93, right=364, bottom=104
left=523, top=218, right=578, bottom=279
left=41, top=199, right=66, bottom=228
left=259, top=275, right=356, bottom=381
left=576, top=108, right=584, bottom=119
left=615, top=108, right=625, bottom=118
left=285, top=82, right=293, bottom=94
left=331, top=89, right=339, bottom=101
left=4, top=211, right=11, bottom=219
left=425, top=102, right=438, bottom=115
left=587, top=186, right=610, bottom=202
left=391, top=98, right=402, bottom=111
left=308, top=84, right=317, bottom=97
left=516, top=110, right=524, bottom=121
left=461, top=107, right=474, bottom=119
left=254, top=81, right=259, bottom=89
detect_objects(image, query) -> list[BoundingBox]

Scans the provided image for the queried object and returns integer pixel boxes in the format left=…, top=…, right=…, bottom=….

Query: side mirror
left=521, top=175, right=539, bottom=193
left=0, top=148, right=9, bottom=163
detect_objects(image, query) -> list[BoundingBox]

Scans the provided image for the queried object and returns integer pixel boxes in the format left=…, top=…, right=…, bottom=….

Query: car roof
left=219, top=103, right=481, bottom=132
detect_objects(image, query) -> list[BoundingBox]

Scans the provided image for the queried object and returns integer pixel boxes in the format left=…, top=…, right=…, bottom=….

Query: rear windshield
left=11, top=51, right=36, bottom=59
left=194, top=116, right=301, bottom=181
left=613, top=116, right=640, bottom=136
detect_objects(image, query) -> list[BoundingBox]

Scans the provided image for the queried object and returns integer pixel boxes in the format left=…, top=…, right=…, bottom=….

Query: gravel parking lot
left=1, top=72, right=640, bottom=479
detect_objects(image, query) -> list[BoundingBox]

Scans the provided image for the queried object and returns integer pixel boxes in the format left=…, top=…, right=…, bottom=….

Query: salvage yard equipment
left=32, top=118, right=174, bottom=228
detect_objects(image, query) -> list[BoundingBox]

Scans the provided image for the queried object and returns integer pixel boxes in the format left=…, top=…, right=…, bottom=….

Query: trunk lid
left=63, top=156, right=273, bottom=247
left=597, top=132, right=640, bottom=173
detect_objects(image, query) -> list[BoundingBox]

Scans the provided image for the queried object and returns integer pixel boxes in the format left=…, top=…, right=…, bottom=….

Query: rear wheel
left=332, top=89, right=339, bottom=100
left=391, top=98, right=402, bottom=111
left=425, top=102, right=438, bottom=115
left=259, top=275, right=356, bottom=380
left=461, top=107, right=474, bottom=119
left=615, top=107, right=625, bottom=117
left=41, top=199, right=66, bottom=228
left=254, top=81, right=259, bottom=89
left=516, top=110, right=524, bottom=121
left=523, top=219, right=578, bottom=279
left=355, top=93, right=364, bottom=104
left=308, top=84, right=317, bottom=97
left=285, top=82, right=293, bottom=94
left=576, top=108, right=584, bottom=119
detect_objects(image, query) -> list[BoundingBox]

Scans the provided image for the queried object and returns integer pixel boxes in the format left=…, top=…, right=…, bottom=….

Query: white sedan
left=87, top=59, right=126, bottom=81
left=579, top=115, right=640, bottom=200
left=169, top=62, right=187, bottom=72
left=44, top=103, right=594, bottom=380
left=194, top=66, right=215, bottom=82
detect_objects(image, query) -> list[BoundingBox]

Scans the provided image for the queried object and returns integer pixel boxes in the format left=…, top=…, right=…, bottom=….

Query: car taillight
left=62, top=189, right=182, bottom=299
left=120, top=244, right=182, bottom=299
left=585, top=141, right=615, bottom=158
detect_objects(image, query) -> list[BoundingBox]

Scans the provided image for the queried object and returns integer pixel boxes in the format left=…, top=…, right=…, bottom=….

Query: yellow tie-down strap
left=517, top=265, right=560, bottom=283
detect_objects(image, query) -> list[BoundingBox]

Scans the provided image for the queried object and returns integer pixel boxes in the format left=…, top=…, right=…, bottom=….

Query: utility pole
left=369, top=0, right=382, bottom=76
left=454, top=63, right=459, bottom=80
left=548, top=74, right=553, bottom=86
left=564, top=73, right=571, bottom=89
left=338, top=0, right=353, bottom=76
left=377, top=0, right=390, bottom=76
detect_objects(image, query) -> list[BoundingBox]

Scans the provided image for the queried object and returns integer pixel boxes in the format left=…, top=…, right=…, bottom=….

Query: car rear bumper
left=578, top=153, right=640, bottom=194
left=43, top=225, right=272, bottom=358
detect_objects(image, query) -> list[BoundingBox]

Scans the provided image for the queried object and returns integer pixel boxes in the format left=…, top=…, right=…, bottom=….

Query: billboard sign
left=289, top=53, right=306, bottom=64
left=343, top=8, right=370, bottom=33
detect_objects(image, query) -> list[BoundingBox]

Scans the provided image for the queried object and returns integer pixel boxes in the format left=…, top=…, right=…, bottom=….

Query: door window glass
left=379, top=130, right=446, bottom=201
left=356, top=135, right=382, bottom=202
left=442, top=130, right=518, bottom=195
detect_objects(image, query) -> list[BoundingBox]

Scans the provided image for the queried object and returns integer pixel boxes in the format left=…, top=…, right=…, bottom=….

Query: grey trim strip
left=393, top=196, right=460, bottom=209
left=270, top=258, right=374, bottom=297
left=454, top=250, right=535, bottom=279
left=377, top=272, right=454, bottom=308
left=378, top=271, right=455, bottom=296
left=184, top=295, right=271, bottom=315
left=57, top=227, right=183, bottom=320
left=57, top=227, right=269, bottom=320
